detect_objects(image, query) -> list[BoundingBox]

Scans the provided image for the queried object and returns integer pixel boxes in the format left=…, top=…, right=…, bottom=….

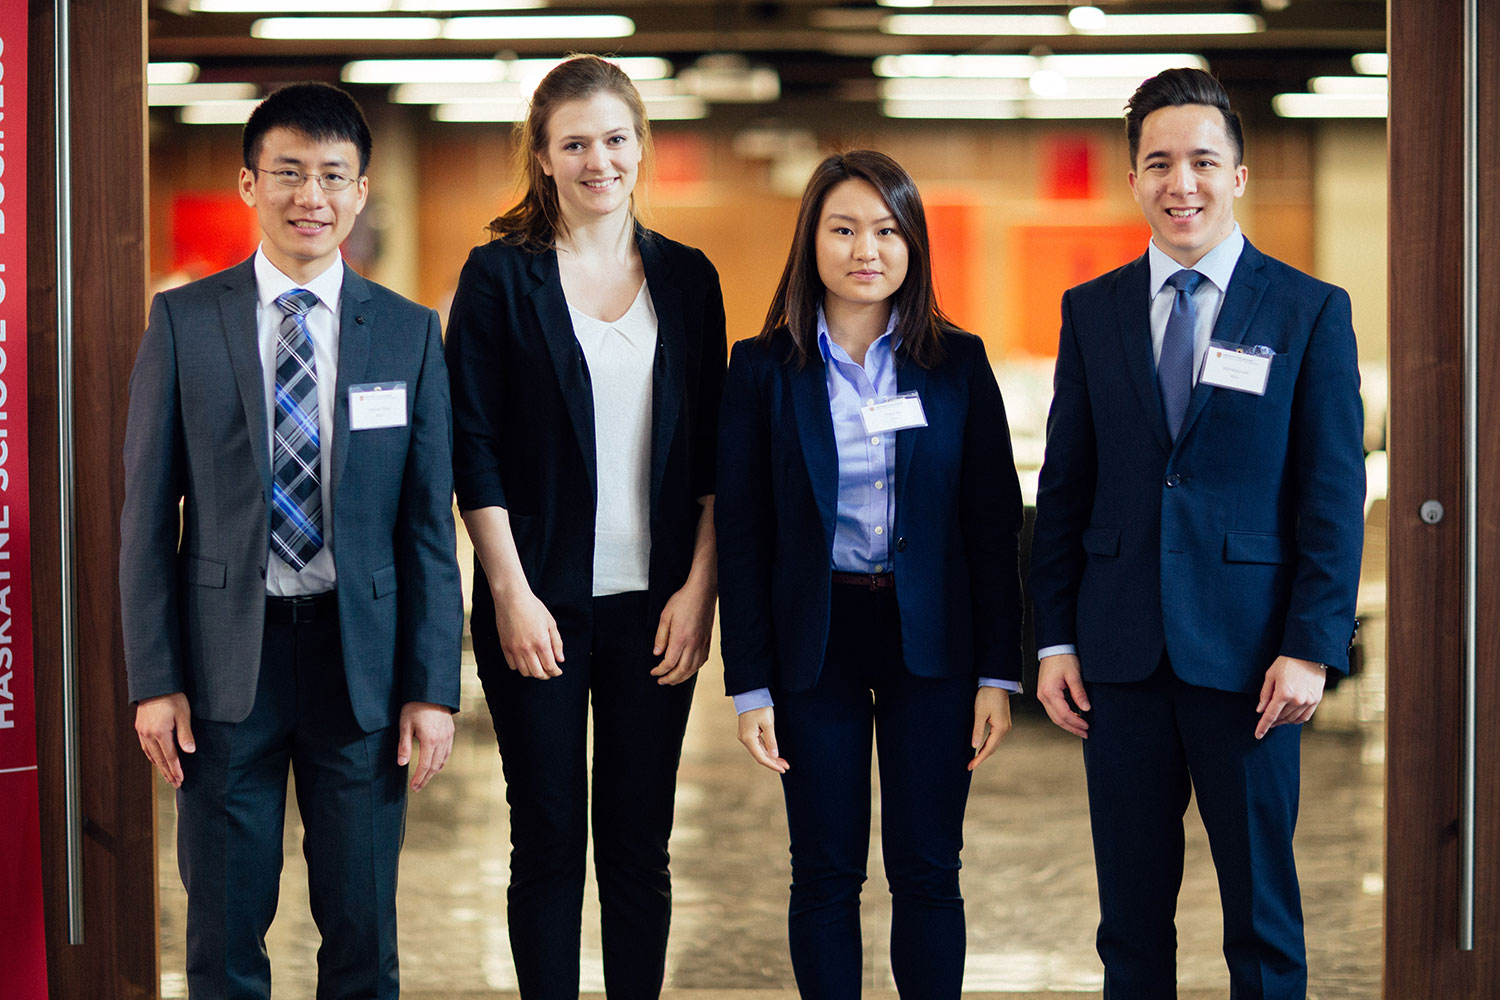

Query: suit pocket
left=372, top=564, right=398, bottom=599
left=1081, top=526, right=1120, bottom=557
left=183, top=555, right=226, bottom=588
left=1223, top=531, right=1292, bottom=564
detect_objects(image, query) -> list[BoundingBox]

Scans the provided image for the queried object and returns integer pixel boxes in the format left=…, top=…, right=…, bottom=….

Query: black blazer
left=716, top=327, right=1024, bottom=696
left=445, top=226, right=727, bottom=649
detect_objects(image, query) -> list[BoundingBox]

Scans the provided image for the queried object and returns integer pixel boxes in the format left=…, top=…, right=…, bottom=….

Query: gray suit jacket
left=119, top=257, right=462, bottom=732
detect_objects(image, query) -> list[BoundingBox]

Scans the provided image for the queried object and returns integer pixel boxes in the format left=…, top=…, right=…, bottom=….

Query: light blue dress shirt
left=733, top=305, right=1017, bottom=714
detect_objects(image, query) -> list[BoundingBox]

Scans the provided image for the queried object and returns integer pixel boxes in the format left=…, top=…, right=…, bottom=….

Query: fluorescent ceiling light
left=677, top=56, right=780, bottom=103
left=1070, top=13, right=1263, bottom=35
left=883, top=95, right=1126, bottom=119
left=1067, top=6, right=1106, bottom=31
left=1272, top=93, right=1387, bottom=118
left=874, top=53, right=1206, bottom=78
left=1353, top=52, right=1389, bottom=75
left=435, top=92, right=703, bottom=122
left=393, top=0, right=542, bottom=7
left=441, top=15, right=634, bottom=39
left=397, top=78, right=679, bottom=105
left=252, top=17, right=441, bottom=39
left=345, top=59, right=508, bottom=84
left=883, top=14, right=1071, bottom=35
left=179, top=100, right=263, bottom=125
left=148, top=62, right=198, bottom=85
left=880, top=78, right=1030, bottom=101
left=195, top=0, right=541, bottom=7
left=150, top=82, right=258, bottom=106
left=1310, top=76, right=1388, bottom=96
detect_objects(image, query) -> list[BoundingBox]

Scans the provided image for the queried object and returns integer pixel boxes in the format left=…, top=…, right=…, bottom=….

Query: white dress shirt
left=254, top=247, right=341, bottom=596
left=569, top=281, right=658, bottom=596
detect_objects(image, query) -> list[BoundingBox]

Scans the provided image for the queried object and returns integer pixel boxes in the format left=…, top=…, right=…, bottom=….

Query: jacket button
left=1165, top=473, right=1181, bottom=487
left=896, top=537, right=907, bottom=552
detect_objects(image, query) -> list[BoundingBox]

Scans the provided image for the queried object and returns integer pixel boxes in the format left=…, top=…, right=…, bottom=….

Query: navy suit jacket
left=444, top=227, right=726, bottom=645
left=1028, top=239, right=1365, bottom=693
left=119, top=257, right=464, bottom=732
left=717, top=327, right=1024, bottom=696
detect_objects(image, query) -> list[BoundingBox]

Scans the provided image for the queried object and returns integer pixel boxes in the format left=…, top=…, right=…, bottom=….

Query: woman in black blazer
left=716, top=150, right=1024, bottom=999
left=444, top=56, right=725, bottom=1000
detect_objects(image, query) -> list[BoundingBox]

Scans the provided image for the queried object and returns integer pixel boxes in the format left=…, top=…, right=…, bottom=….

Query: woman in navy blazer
left=444, top=56, right=725, bottom=1000
left=716, top=150, right=1024, bottom=998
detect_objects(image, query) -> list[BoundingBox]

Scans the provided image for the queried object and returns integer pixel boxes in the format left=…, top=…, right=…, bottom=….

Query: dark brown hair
left=1125, top=67, right=1244, bottom=167
left=487, top=55, right=652, bottom=250
left=758, top=149, right=951, bottom=368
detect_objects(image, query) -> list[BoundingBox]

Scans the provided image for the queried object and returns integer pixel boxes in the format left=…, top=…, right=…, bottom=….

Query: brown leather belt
left=831, top=571, right=894, bottom=591
left=266, top=590, right=338, bottom=625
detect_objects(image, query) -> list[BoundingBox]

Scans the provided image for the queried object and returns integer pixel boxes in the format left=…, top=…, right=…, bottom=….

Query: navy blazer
left=716, top=327, right=1024, bottom=696
left=445, top=227, right=726, bottom=643
left=1028, top=239, right=1365, bottom=693
left=120, top=258, right=463, bottom=731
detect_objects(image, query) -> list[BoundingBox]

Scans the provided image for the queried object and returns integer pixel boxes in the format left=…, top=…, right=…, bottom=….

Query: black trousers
left=774, top=584, right=975, bottom=1000
left=478, top=591, right=697, bottom=1000
left=177, top=609, right=407, bottom=1000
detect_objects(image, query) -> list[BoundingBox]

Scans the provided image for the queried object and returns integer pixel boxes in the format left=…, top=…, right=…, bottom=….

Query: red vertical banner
left=0, top=2, right=47, bottom=998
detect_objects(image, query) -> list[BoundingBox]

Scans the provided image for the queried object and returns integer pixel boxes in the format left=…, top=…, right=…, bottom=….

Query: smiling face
left=815, top=178, right=910, bottom=312
left=1128, top=103, right=1248, bottom=267
left=537, top=90, right=643, bottom=228
left=239, top=126, right=368, bottom=284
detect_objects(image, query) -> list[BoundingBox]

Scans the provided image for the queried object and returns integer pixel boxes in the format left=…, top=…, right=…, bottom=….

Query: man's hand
left=737, top=706, right=788, bottom=774
left=135, top=693, right=195, bottom=788
left=398, top=702, right=456, bottom=791
left=1255, top=655, right=1326, bottom=739
left=1037, top=653, right=1091, bottom=738
left=493, top=585, right=565, bottom=679
left=969, top=686, right=1012, bottom=770
left=650, top=575, right=716, bottom=686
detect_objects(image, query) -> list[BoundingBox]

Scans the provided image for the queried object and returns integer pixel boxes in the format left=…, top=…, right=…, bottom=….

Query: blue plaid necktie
left=1159, top=269, right=1204, bottom=442
left=270, top=289, right=324, bottom=570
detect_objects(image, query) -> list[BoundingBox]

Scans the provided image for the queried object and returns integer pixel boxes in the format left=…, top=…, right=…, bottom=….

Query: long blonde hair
left=487, top=55, right=653, bottom=251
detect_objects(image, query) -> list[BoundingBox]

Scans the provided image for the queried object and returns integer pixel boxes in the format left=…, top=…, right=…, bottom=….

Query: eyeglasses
left=254, top=166, right=360, bottom=192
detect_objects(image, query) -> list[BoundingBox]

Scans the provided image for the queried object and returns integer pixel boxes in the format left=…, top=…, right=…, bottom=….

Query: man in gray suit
left=120, top=82, right=462, bottom=1000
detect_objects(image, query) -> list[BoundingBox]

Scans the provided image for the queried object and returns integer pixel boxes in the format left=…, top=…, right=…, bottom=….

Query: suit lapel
left=331, top=265, right=374, bottom=497
left=219, top=259, right=272, bottom=497
left=789, top=355, right=838, bottom=550
left=894, top=350, right=927, bottom=512
left=1178, top=241, right=1269, bottom=442
left=1114, top=255, right=1173, bottom=454
left=639, top=229, right=685, bottom=514
left=528, top=250, right=598, bottom=496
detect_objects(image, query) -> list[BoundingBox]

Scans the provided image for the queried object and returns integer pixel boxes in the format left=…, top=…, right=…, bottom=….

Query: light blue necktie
left=1159, top=269, right=1204, bottom=441
left=270, top=289, right=324, bottom=570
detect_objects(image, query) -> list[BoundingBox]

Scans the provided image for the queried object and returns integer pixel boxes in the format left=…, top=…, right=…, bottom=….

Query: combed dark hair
left=243, top=82, right=373, bottom=176
left=1125, top=68, right=1244, bottom=167
left=488, top=55, right=653, bottom=251
left=758, top=149, right=951, bottom=369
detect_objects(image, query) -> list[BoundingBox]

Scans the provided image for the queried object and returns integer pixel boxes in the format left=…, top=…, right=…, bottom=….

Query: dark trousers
left=478, top=591, right=697, bottom=1000
left=1082, top=658, right=1306, bottom=1000
left=774, top=584, right=975, bottom=1000
left=177, top=609, right=407, bottom=1000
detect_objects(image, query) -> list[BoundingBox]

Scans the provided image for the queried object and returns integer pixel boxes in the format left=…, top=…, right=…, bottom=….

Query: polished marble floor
left=156, top=613, right=1386, bottom=999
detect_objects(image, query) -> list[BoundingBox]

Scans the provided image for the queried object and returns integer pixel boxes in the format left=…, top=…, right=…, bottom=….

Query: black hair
left=242, top=82, right=373, bottom=176
left=1125, top=68, right=1244, bottom=166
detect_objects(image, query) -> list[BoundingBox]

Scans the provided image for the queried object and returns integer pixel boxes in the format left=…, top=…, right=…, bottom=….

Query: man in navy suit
left=1028, top=69, right=1364, bottom=999
left=121, top=83, right=462, bottom=999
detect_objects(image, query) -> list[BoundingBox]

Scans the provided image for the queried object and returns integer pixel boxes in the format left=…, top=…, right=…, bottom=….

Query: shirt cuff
left=1037, top=644, right=1078, bottom=660
left=732, top=688, right=774, bottom=714
left=978, top=677, right=1021, bottom=693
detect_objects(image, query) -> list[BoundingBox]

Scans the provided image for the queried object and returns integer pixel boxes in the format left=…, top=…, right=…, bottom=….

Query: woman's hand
left=493, top=585, right=565, bottom=679
left=969, top=686, right=1012, bottom=771
left=650, top=574, right=716, bottom=685
left=738, top=706, right=788, bottom=773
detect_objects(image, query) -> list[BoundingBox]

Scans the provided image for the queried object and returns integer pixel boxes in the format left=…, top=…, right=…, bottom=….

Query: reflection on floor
left=157, top=607, right=1384, bottom=999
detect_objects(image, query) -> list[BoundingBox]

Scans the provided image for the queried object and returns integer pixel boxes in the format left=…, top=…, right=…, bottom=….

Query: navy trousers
left=1082, top=658, right=1306, bottom=1000
left=774, top=583, right=975, bottom=1000
left=177, top=607, right=407, bottom=1000
left=477, top=591, right=697, bottom=1000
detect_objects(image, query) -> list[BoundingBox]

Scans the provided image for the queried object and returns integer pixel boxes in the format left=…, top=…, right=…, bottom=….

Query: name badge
left=1199, top=342, right=1274, bottom=396
left=349, top=381, right=408, bottom=430
left=859, top=391, right=929, bottom=434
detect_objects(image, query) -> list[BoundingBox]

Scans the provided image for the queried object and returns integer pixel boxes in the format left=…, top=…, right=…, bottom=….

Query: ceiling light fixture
left=150, top=82, right=259, bottom=106
left=1272, top=93, right=1387, bottom=118
left=147, top=62, right=199, bottom=85
left=1352, top=52, right=1389, bottom=75
left=440, top=15, right=634, bottom=39
left=252, top=17, right=441, bottom=39
left=882, top=14, right=1072, bottom=35
left=179, top=99, right=264, bottom=125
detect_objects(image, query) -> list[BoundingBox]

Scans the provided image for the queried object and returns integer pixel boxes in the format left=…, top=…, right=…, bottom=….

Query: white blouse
left=569, top=281, right=658, bottom=596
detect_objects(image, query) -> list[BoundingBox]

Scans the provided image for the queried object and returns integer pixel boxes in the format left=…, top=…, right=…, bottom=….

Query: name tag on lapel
left=860, top=391, right=929, bottom=434
left=1199, top=342, right=1274, bottom=396
left=349, top=382, right=408, bottom=430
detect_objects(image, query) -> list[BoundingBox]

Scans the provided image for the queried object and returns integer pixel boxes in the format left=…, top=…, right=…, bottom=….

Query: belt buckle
left=287, top=594, right=319, bottom=624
